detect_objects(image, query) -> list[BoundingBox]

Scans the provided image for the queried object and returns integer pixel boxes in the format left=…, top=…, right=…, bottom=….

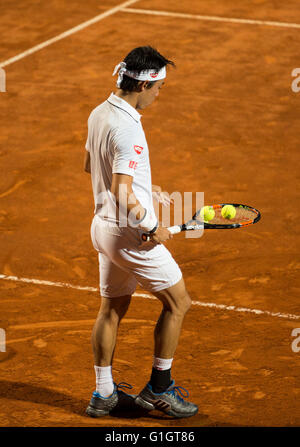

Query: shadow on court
left=0, top=380, right=217, bottom=424
left=0, top=380, right=147, bottom=418
left=0, top=347, right=16, bottom=364
left=0, top=380, right=165, bottom=419
left=0, top=380, right=87, bottom=417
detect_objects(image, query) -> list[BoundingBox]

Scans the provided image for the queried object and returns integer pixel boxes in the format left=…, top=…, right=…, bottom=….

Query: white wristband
left=138, top=209, right=158, bottom=233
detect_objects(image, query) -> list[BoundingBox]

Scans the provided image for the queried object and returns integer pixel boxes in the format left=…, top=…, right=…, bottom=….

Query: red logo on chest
left=134, top=145, right=143, bottom=154
left=150, top=72, right=158, bottom=78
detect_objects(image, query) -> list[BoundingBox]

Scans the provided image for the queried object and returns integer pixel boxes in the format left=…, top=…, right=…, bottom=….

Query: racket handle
left=167, top=225, right=182, bottom=235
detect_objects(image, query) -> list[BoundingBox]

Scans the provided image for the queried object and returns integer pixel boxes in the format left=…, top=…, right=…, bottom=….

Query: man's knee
left=174, top=291, right=191, bottom=315
left=164, top=291, right=191, bottom=316
left=99, top=295, right=131, bottom=322
left=154, top=280, right=192, bottom=316
left=181, top=292, right=192, bottom=314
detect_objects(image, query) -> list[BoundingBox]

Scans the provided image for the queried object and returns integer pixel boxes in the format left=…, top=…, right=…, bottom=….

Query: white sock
left=94, top=365, right=114, bottom=397
left=153, top=357, right=173, bottom=371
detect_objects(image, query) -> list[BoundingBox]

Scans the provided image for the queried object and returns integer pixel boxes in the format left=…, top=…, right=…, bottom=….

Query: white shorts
left=90, top=215, right=182, bottom=298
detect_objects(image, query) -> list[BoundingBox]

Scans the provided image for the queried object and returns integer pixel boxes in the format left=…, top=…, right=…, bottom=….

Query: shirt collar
left=107, top=93, right=141, bottom=123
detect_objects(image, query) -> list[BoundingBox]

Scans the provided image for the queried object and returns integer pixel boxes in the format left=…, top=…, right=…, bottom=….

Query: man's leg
left=86, top=294, right=132, bottom=417
left=92, top=294, right=131, bottom=366
left=147, top=277, right=191, bottom=393
left=92, top=295, right=131, bottom=397
left=135, top=278, right=198, bottom=418
left=153, top=277, right=191, bottom=359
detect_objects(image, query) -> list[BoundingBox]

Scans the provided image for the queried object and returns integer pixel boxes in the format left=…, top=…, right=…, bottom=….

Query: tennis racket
left=142, top=203, right=261, bottom=241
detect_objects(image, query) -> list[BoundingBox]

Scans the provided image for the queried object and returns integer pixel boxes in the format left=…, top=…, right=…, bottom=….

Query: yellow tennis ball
left=221, top=204, right=236, bottom=219
left=200, top=206, right=215, bottom=222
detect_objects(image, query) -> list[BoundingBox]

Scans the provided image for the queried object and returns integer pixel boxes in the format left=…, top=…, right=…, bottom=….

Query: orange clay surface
left=0, top=0, right=300, bottom=427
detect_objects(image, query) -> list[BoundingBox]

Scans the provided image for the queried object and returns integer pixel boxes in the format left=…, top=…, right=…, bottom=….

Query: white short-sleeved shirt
left=85, top=93, right=155, bottom=224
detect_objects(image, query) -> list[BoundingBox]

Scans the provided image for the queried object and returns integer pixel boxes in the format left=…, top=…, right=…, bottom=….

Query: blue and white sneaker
left=135, top=380, right=198, bottom=418
left=86, top=382, right=133, bottom=417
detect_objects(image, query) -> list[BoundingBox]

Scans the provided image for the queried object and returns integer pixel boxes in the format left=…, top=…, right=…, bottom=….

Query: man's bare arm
left=84, top=151, right=91, bottom=173
left=111, top=173, right=144, bottom=221
left=111, top=173, right=172, bottom=243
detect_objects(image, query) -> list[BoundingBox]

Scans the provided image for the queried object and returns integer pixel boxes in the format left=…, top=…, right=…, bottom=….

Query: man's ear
left=138, top=81, right=149, bottom=91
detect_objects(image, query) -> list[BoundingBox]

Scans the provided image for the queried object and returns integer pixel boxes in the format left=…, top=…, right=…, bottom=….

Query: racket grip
left=167, top=225, right=182, bottom=235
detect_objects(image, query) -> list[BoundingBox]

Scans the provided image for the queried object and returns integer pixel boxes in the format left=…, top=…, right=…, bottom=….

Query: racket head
left=193, top=203, right=261, bottom=229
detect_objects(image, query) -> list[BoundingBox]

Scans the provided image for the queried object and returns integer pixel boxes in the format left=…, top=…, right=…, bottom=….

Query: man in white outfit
left=84, top=46, right=198, bottom=418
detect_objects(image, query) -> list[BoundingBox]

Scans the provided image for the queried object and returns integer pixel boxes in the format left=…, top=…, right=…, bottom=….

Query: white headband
left=112, top=61, right=166, bottom=88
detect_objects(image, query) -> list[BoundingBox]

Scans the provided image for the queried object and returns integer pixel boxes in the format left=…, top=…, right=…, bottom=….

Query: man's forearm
left=114, top=186, right=157, bottom=232
left=111, top=174, right=157, bottom=232
left=115, top=185, right=145, bottom=221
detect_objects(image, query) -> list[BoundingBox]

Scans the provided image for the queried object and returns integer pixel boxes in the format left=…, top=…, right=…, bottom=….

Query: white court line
left=1, top=2, right=298, bottom=70
left=0, top=273, right=299, bottom=321
left=0, top=0, right=140, bottom=69
left=122, top=7, right=300, bottom=30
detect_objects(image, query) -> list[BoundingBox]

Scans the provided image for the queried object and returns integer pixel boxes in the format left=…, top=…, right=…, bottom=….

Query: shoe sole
left=86, top=405, right=110, bottom=417
left=135, top=396, right=198, bottom=418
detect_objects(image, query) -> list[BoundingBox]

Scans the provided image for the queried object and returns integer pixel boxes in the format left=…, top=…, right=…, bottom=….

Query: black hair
left=119, top=46, right=175, bottom=92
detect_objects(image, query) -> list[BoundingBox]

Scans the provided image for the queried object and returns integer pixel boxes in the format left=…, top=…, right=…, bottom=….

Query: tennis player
left=84, top=46, right=198, bottom=418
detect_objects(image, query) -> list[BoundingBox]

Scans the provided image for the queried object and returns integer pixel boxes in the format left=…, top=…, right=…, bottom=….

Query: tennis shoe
left=135, top=380, right=198, bottom=418
left=86, top=382, right=132, bottom=417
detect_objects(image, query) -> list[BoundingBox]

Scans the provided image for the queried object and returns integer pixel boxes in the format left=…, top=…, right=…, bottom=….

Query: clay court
left=0, top=0, right=300, bottom=427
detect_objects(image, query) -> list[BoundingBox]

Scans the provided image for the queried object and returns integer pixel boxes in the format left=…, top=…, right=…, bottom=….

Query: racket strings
left=195, top=206, right=258, bottom=225
left=214, top=207, right=255, bottom=224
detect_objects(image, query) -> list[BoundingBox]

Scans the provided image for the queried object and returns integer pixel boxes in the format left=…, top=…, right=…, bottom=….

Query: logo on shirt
left=134, top=145, right=143, bottom=155
left=150, top=72, right=159, bottom=78
left=129, top=160, right=138, bottom=170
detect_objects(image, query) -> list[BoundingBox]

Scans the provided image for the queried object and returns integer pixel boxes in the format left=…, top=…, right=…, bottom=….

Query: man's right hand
left=150, top=226, right=173, bottom=244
